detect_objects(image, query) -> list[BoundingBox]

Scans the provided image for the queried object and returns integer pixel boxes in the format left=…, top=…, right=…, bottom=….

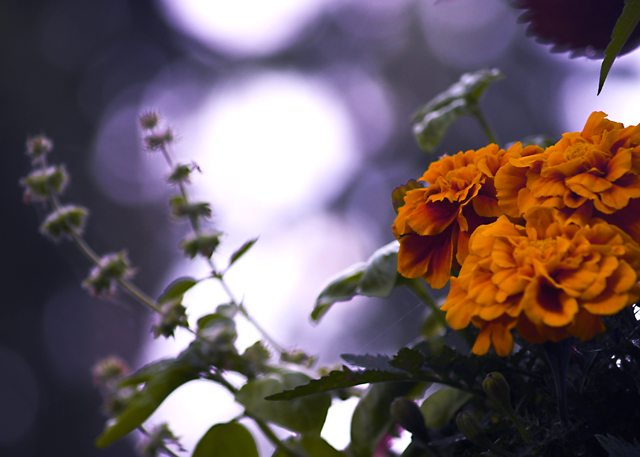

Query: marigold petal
left=522, top=279, right=578, bottom=327
left=606, top=148, right=633, bottom=181
left=495, top=163, right=528, bottom=218
left=568, top=309, right=605, bottom=341
left=397, top=229, right=454, bottom=289
left=409, top=200, right=460, bottom=236
left=442, top=278, right=473, bottom=328
left=472, top=195, right=501, bottom=218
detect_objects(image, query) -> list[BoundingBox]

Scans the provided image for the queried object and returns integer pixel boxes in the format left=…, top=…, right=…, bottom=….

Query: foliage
left=21, top=64, right=640, bottom=457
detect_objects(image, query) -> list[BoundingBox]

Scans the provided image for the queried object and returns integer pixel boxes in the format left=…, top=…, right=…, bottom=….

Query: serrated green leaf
left=193, top=422, right=259, bottom=457
left=157, top=277, right=198, bottom=305
left=349, top=382, right=421, bottom=457
left=420, top=387, right=473, bottom=428
left=412, top=69, right=504, bottom=152
left=341, top=353, right=408, bottom=375
left=312, top=263, right=366, bottom=322
left=390, top=347, right=428, bottom=377
left=265, top=367, right=410, bottom=401
left=272, top=436, right=346, bottom=457
left=96, top=362, right=199, bottom=448
left=599, top=0, right=640, bottom=94
left=236, top=371, right=331, bottom=436
left=359, top=241, right=400, bottom=298
left=229, top=238, right=258, bottom=267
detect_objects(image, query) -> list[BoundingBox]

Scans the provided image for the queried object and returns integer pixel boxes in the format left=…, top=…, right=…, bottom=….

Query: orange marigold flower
left=441, top=206, right=640, bottom=356
left=495, top=111, right=640, bottom=229
left=392, top=143, right=542, bottom=289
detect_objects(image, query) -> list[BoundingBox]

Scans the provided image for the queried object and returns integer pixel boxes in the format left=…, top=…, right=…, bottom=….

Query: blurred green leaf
left=359, top=241, right=400, bottom=298
left=312, top=263, right=366, bottom=322
left=412, top=68, right=504, bottom=152
left=599, top=0, right=640, bottom=94
left=229, top=238, right=258, bottom=267
left=420, top=387, right=473, bottom=428
left=312, top=241, right=403, bottom=323
left=157, top=276, right=197, bottom=305
left=272, top=436, right=346, bottom=457
left=96, top=362, right=199, bottom=448
left=193, top=422, right=259, bottom=457
left=118, top=359, right=175, bottom=387
left=392, top=179, right=423, bottom=214
left=236, top=371, right=331, bottom=436
left=265, top=367, right=410, bottom=401
left=349, top=382, right=422, bottom=457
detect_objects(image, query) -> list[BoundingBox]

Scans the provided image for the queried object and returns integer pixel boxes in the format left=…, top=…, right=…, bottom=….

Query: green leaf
left=595, top=434, right=640, bottom=457
left=312, top=263, right=366, bottom=322
left=96, top=362, right=199, bottom=448
left=265, top=367, right=410, bottom=401
left=599, top=0, right=640, bottom=94
left=341, top=354, right=408, bottom=375
left=359, top=241, right=400, bottom=298
left=236, top=371, right=331, bottom=436
left=349, top=382, right=421, bottom=457
left=118, top=359, right=175, bottom=387
left=412, top=68, right=504, bottom=152
left=193, top=422, right=259, bottom=457
left=420, top=387, right=473, bottom=428
left=157, top=277, right=197, bottom=305
left=391, top=179, right=423, bottom=214
left=229, top=238, right=258, bottom=267
left=272, top=436, right=345, bottom=457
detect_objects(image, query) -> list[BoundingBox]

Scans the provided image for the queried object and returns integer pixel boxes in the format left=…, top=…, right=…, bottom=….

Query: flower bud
left=169, top=195, right=212, bottom=220
left=21, top=165, right=69, bottom=201
left=83, top=251, right=135, bottom=297
left=179, top=230, right=222, bottom=259
left=26, top=135, right=53, bottom=161
left=391, top=398, right=430, bottom=443
left=143, top=128, right=174, bottom=151
left=92, top=355, right=128, bottom=387
left=280, top=349, right=316, bottom=368
left=483, top=372, right=513, bottom=413
left=137, top=423, right=183, bottom=457
left=40, top=205, right=88, bottom=240
left=152, top=302, right=188, bottom=338
left=456, top=410, right=485, bottom=444
left=139, top=110, right=160, bottom=130
left=167, top=163, right=198, bottom=185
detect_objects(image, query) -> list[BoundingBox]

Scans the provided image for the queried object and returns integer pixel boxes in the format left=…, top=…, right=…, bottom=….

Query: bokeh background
left=3, top=0, right=640, bottom=455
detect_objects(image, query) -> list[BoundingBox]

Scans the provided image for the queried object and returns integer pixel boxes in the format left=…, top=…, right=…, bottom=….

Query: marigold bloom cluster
left=393, top=112, right=640, bottom=356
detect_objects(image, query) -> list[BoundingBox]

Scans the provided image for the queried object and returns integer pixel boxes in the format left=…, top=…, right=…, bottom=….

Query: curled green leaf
left=412, top=68, right=504, bottom=152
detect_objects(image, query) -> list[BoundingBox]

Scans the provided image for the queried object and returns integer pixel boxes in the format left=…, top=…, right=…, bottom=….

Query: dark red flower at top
left=514, top=0, right=640, bottom=58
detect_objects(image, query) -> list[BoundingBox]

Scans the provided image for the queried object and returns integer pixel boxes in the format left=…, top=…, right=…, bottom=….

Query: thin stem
left=406, top=279, right=447, bottom=328
left=158, top=144, right=285, bottom=353
left=469, top=105, right=498, bottom=145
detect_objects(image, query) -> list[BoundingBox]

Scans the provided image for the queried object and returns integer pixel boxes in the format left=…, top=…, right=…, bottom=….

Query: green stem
left=469, top=105, right=498, bottom=145
left=159, top=145, right=285, bottom=353
left=406, top=279, right=447, bottom=328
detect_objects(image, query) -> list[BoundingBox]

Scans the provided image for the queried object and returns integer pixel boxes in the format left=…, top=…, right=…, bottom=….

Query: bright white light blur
left=561, top=52, right=640, bottom=130
left=158, top=0, right=329, bottom=56
left=180, top=70, right=358, bottom=235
